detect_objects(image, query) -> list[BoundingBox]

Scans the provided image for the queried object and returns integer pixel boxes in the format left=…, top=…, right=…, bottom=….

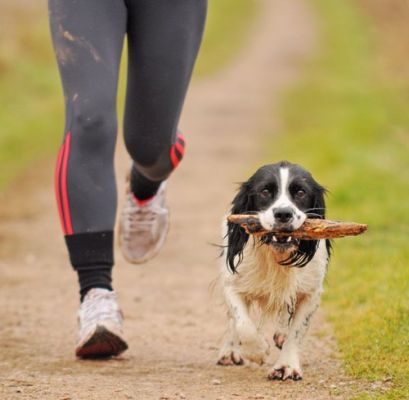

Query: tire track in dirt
left=0, top=1, right=367, bottom=399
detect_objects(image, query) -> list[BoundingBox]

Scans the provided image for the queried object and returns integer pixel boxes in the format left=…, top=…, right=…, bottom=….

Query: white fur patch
left=258, top=167, right=306, bottom=230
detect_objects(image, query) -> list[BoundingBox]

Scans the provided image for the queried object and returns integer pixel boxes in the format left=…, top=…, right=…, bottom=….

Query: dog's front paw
left=268, top=361, right=302, bottom=381
left=217, top=350, right=244, bottom=366
left=217, top=338, right=244, bottom=366
left=240, top=335, right=270, bottom=365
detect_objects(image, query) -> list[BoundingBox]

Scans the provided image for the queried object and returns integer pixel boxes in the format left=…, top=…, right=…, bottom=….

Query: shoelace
left=79, top=291, right=122, bottom=332
left=122, top=196, right=166, bottom=234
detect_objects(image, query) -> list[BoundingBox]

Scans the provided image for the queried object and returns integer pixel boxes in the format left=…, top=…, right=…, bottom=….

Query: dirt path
left=0, top=1, right=364, bottom=399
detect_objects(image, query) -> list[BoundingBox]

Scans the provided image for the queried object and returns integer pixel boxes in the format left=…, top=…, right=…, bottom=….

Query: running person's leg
left=49, top=0, right=207, bottom=354
left=49, top=0, right=128, bottom=356
left=49, top=0, right=126, bottom=295
left=125, top=0, right=207, bottom=194
left=119, top=0, right=207, bottom=262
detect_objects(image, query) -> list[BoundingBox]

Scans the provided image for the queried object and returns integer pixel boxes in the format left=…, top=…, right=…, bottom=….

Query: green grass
left=195, top=0, right=258, bottom=77
left=0, top=3, right=63, bottom=190
left=0, top=0, right=257, bottom=192
left=264, top=0, right=409, bottom=398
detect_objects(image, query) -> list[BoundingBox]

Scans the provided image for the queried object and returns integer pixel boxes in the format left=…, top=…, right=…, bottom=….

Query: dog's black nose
left=274, top=207, right=294, bottom=223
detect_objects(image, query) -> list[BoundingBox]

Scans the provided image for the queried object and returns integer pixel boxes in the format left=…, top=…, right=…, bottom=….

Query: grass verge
left=264, top=0, right=409, bottom=398
left=0, top=0, right=257, bottom=192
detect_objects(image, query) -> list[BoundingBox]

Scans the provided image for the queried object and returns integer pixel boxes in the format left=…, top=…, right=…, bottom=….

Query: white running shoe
left=119, top=181, right=169, bottom=264
left=75, top=288, right=128, bottom=358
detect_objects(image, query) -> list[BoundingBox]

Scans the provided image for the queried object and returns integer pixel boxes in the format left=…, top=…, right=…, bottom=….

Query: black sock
left=77, top=266, right=113, bottom=302
left=130, top=164, right=161, bottom=201
left=65, top=231, right=114, bottom=302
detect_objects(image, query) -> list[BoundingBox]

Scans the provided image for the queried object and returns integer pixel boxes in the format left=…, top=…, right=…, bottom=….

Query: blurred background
left=0, top=0, right=408, bottom=398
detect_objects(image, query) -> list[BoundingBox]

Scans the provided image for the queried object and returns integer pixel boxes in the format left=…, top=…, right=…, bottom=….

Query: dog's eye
left=260, top=189, right=270, bottom=197
left=295, top=189, right=306, bottom=198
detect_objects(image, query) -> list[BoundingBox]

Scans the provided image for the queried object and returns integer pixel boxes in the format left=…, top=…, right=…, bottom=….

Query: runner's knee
left=71, top=99, right=117, bottom=157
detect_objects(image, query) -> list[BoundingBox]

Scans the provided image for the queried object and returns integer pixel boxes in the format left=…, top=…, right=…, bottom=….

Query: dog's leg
left=268, top=291, right=321, bottom=381
left=218, top=285, right=269, bottom=365
left=273, top=306, right=293, bottom=350
left=217, top=315, right=244, bottom=366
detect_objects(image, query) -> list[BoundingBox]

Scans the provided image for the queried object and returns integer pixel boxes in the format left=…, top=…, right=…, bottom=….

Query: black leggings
left=49, top=0, right=206, bottom=291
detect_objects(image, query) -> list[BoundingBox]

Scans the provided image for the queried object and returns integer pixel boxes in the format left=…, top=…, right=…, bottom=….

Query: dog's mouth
left=262, top=234, right=300, bottom=252
left=260, top=234, right=300, bottom=265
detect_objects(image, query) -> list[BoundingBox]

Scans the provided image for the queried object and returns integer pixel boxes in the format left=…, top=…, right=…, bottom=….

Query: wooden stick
left=227, top=214, right=368, bottom=240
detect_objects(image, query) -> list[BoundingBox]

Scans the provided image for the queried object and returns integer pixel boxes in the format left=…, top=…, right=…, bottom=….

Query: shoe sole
left=76, top=325, right=128, bottom=359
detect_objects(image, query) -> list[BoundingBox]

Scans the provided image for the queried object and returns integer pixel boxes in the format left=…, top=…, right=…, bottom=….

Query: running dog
left=217, top=161, right=331, bottom=381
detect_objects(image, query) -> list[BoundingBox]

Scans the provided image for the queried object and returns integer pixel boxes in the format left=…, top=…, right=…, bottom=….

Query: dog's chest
left=234, top=243, right=326, bottom=313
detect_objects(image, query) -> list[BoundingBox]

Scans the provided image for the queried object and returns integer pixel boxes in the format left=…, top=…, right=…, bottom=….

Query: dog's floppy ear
left=311, top=181, right=332, bottom=256
left=226, top=182, right=254, bottom=273
left=312, top=180, right=327, bottom=219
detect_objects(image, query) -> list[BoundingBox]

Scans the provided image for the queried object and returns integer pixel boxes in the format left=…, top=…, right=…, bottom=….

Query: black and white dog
left=218, top=161, right=331, bottom=381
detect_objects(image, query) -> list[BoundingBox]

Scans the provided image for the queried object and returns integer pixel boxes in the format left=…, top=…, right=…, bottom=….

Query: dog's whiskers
left=306, top=212, right=324, bottom=219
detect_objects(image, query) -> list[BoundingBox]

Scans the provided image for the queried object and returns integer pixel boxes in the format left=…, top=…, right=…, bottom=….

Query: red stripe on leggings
left=170, top=133, right=186, bottom=168
left=55, top=142, right=67, bottom=234
left=175, top=141, right=185, bottom=157
left=170, top=146, right=180, bottom=168
left=61, top=132, right=73, bottom=235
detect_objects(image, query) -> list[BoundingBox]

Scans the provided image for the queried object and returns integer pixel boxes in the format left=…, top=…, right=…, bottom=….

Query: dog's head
left=226, top=161, right=327, bottom=272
